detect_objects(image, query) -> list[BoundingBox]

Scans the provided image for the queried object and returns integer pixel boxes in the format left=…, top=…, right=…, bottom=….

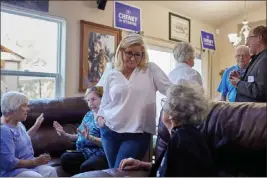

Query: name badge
left=248, top=76, right=254, bottom=83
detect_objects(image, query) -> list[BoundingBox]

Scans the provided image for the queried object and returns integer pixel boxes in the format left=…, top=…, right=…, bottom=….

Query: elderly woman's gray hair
left=163, top=80, right=209, bottom=125
left=1, top=91, right=28, bottom=116
left=173, top=42, right=195, bottom=63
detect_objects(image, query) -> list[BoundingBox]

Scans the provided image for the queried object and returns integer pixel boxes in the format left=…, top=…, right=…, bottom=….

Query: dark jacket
left=235, top=48, right=267, bottom=102
left=149, top=124, right=215, bottom=177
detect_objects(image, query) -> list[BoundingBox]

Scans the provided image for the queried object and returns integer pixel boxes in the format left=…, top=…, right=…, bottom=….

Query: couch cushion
left=19, top=97, right=88, bottom=156
left=201, top=102, right=266, bottom=149
left=31, top=123, right=78, bottom=156
left=200, top=102, right=267, bottom=176
left=23, top=97, right=88, bottom=128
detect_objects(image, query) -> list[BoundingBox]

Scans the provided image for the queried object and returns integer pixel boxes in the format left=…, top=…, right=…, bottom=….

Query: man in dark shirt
left=229, top=25, right=267, bottom=102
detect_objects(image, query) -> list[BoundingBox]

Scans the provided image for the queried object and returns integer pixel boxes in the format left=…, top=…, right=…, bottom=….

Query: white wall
left=213, top=5, right=266, bottom=97
left=216, top=6, right=266, bottom=71
left=48, top=1, right=216, bottom=97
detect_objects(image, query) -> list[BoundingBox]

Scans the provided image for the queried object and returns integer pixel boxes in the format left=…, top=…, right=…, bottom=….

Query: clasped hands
left=229, top=70, right=241, bottom=87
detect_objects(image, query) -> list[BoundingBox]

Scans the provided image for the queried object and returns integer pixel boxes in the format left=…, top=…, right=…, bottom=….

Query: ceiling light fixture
left=228, top=1, right=250, bottom=47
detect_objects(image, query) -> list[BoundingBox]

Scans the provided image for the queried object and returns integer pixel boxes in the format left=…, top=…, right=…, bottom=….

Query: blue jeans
left=100, top=125, right=151, bottom=168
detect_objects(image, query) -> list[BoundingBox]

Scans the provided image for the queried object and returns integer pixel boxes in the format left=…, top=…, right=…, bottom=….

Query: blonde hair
left=84, top=86, right=103, bottom=100
left=114, top=33, right=149, bottom=71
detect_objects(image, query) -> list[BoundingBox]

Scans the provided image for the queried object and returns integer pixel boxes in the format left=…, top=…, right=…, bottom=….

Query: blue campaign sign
left=201, top=30, right=216, bottom=50
left=114, top=1, right=141, bottom=32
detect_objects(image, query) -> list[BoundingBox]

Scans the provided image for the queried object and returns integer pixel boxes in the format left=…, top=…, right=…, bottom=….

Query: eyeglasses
left=235, top=54, right=250, bottom=59
left=124, top=51, right=144, bottom=59
left=246, top=35, right=258, bottom=41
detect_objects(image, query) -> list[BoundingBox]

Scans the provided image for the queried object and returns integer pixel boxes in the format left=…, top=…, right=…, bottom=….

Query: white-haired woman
left=0, top=91, right=58, bottom=177
left=119, top=81, right=215, bottom=176
left=96, top=33, right=172, bottom=168
left=53, top=86, right=108, bottom=175
left=168, top=42, right=203, bottom=85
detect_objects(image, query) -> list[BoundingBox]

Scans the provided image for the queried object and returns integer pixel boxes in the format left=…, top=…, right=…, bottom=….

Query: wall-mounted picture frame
left=169, top=12, right=191, bottom=42
left=79, top=20, right=122, bottom=92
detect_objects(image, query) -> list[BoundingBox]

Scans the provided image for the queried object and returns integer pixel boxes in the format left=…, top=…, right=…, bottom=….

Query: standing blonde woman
left=96, top=33, right=172, bottom=168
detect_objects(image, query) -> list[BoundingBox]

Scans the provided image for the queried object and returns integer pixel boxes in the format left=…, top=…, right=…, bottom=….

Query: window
left=147, top=46, right=176, bottom=127
left=1, top=7, right=66, bottom=99
left=147, top=45, right=202, bottom=127
left=193, top=58, right=202, bottom=77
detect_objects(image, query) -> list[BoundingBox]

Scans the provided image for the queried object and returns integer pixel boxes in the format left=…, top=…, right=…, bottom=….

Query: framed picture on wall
left=79, top=20, right=122, bottom=92
left=169, top=12, right=191, bottom=42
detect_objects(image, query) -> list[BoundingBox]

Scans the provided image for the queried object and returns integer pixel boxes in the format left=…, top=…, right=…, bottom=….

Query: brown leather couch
left=21, top=97, right=89, bottom=177
left=75, top=101, right=266, bottom=177
left=1, top=97, right=265, bottom=177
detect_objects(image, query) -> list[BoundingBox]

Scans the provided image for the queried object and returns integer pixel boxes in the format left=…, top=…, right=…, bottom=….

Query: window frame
left=147, top=44, right=177, bottom=71
left=146, top=45, right=203, bottom=133
left=0, top=5, right=66, bottom=98
left=147, top=45, right=175, bottom=134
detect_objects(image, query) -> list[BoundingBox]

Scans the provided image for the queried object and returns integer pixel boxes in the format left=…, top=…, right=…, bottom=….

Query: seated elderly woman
left=119, top=80, right=215, bottom=176
left=0, top=91, right=57, bottom=177
left=53, top=86, right=107, bottom=175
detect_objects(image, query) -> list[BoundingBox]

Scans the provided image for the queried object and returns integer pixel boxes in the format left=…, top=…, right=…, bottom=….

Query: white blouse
left=168, top=63, right=203, bottom=86
left=97, top=62, right=172, bottom=134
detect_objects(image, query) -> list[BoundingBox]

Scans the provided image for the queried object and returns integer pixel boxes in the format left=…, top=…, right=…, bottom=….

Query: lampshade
left=227, top=1, right=250, bottom=47
left=228, top=33, right=238, bottom=43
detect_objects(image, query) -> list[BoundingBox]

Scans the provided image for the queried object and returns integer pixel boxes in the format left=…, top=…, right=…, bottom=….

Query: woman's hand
left=53, top=121, right=66, bottom=136
left=34, top=113, right=44, bottom=128
left=33, top=153, right=51, bottom=166
left=27, top=113, right=44, bottom=137
left=77, top=123, right=90, bottom=140
left=119, top=157, right=142, bottom=171
left=97, top=116, right=105, bottom=128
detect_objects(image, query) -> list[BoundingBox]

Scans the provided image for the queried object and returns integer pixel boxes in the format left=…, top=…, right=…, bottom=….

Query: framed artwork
left=79, top=20, right=122, bottom=92
left=169, top=12, right=191, bottom=42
